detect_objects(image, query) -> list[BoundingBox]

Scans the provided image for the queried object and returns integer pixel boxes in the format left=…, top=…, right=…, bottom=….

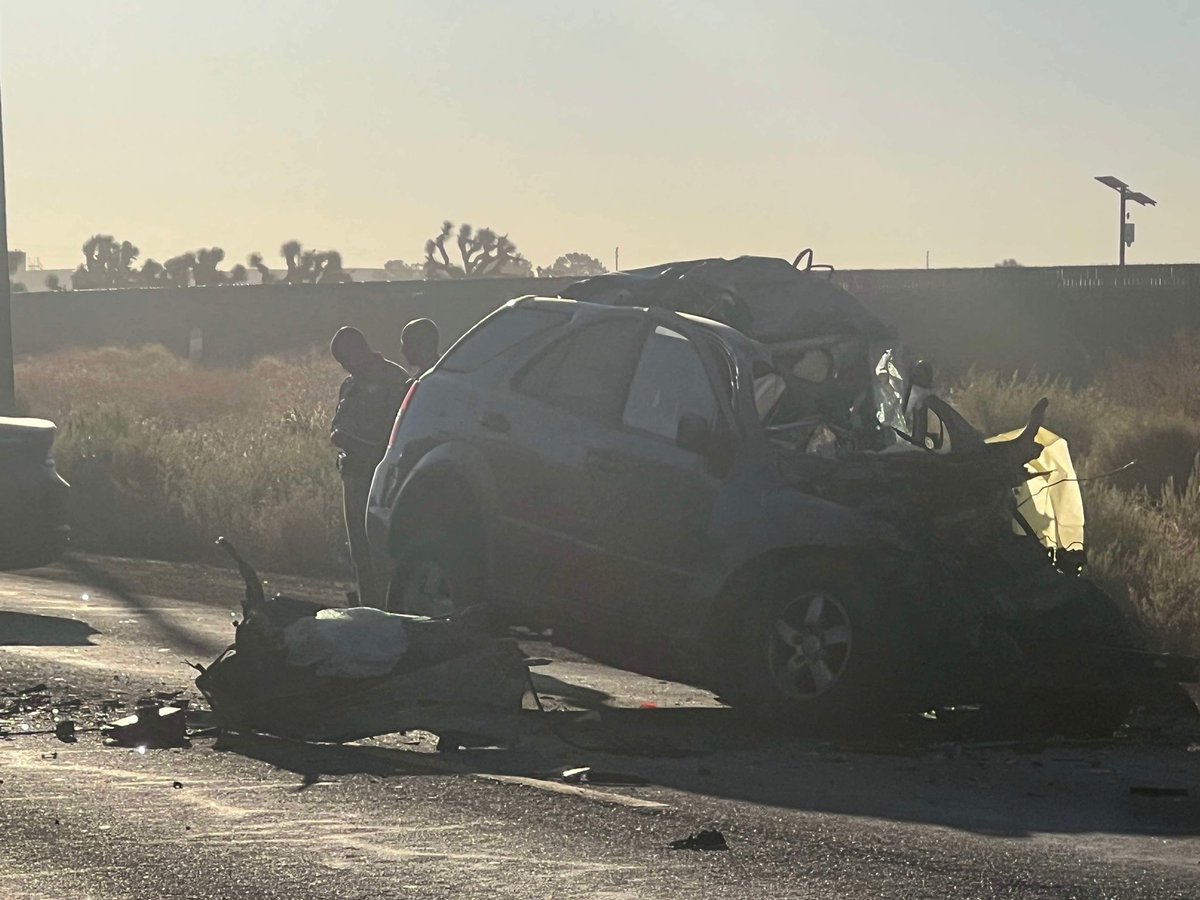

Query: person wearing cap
left=329, top=326, right=410, bottom=607
left=400, top=318, right=440, bottom=377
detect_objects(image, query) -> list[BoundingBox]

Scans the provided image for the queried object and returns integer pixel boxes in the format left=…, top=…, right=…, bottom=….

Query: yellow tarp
left=986, top=426, right=1085, bottom=552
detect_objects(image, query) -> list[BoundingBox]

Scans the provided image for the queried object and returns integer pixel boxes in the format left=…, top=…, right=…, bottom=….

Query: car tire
left=385, top=520, right=484, bottom=619
left=724, top=556, right=909, bottom=731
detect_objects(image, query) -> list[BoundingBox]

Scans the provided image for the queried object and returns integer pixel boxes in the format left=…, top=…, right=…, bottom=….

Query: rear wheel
left=386, top=521, right=483, bottom=618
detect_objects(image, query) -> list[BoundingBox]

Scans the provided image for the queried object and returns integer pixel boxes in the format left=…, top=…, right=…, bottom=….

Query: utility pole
left=1119, top=189, right=1127, bottom=267
left=0, top=80, right=15, bottom=413
left=1095, top=176, right=1156, bottom=267
left=614, top=246, right=620, bottom=272
left=925, top=250, right=930, bottom=270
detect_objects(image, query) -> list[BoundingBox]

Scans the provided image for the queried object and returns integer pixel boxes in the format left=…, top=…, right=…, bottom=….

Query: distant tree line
left=48, top=222, right=609, bottom=291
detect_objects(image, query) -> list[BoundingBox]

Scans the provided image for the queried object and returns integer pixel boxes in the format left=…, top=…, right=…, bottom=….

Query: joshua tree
left=316, top=250, right=353, bottom=284
left=278, top=241, right=347, bottom=284
left=298, top=248, right=323, bottom=282
left=281, top=240, right=303, bottom=284
left=423, top=221, right=529, bottom=278
left=163, top=253, right=196, bottom=288
left=72, top=234, right=140, bottom=288
left=74, top=234, right=120, bottom=288
left=193, top=247, right=227, bottom=286
left=248, top=252, right=272, bottom=284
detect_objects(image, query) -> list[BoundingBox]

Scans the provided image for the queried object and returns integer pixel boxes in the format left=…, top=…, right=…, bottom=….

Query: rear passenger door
left=481, top=315, right=646, bottom=615
left=568, top=325, right=728, bottom=635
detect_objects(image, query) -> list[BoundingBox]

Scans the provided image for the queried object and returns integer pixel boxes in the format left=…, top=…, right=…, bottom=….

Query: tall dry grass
left=16, top=346, right=347, bottom=576
left=949, top=335, right=1200, bottom=653
left=14, top=336, right=1200, bottom=652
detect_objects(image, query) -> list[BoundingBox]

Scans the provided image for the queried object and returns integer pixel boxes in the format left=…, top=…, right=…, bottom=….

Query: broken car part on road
left=194, top=539, right=530, bottom=743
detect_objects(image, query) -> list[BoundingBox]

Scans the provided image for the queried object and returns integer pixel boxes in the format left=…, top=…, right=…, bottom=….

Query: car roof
left=509, top=295, right=771, bottom=362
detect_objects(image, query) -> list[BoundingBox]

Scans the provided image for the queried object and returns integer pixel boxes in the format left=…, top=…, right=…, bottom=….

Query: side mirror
left=675, top=413, right=712, bottom=455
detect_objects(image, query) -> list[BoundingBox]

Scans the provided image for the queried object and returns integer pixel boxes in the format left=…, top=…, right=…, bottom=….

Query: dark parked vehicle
left=367, top=259, right=1195, bottom=730
left=0, top=416, right=70, bottom=570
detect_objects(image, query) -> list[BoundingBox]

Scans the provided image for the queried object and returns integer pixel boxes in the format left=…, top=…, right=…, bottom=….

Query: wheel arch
left=701, top=546, right=864, bottom=671
left=387, top=442, right=496, bottom=577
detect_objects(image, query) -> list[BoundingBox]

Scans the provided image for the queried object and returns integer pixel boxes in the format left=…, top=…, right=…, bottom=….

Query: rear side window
left=439, top=307, right=569, bottom=373
left=517, top=318, right=643, bottom=422
left=622, top=326, right=718, bottom=441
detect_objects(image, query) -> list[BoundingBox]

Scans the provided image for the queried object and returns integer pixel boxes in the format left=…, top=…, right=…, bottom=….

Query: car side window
left=622, top=326, right=718, bottom=442
left=439, top=307, right=570, bottom=373
left=516, top=317, right=644, bottom=422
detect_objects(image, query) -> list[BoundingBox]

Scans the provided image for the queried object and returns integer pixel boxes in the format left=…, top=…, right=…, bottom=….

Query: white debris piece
left=283, top=607, right=417, bottom=678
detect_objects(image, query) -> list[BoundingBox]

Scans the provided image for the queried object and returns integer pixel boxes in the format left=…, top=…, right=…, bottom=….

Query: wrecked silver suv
left=368, top=255, right=1196, bottom=733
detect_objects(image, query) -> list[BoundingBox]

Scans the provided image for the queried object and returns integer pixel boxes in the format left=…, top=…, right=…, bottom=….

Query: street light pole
left=1095, top=175, right=1156, bottom=267
left=1119, top=188, right=1126, bottom=267
left=0, top=81, right=15, bottom=413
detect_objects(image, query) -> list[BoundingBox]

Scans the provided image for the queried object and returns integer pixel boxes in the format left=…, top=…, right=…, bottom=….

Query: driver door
left=566, top=324, right=727, bottom=637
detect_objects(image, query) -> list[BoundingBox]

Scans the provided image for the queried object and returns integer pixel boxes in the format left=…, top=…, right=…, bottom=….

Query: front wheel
left=723, top=558, right=910, bottom=730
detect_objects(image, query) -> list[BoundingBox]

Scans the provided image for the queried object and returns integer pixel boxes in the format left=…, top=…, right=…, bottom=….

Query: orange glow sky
left=2, top=1, right=1197, bottom=271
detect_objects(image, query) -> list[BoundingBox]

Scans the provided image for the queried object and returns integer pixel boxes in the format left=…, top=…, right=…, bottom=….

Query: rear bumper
left=0, top=470, right=70, bottom=570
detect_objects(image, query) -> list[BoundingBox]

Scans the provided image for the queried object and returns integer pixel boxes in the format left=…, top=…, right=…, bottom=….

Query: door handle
left=586, top=450, right=626, bottom=475
left=479, top=411, right=511, bottom=433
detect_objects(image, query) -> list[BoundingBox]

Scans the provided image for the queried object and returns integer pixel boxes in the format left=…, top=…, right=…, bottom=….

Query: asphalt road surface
left=3, top=556, right=1200, bottom=899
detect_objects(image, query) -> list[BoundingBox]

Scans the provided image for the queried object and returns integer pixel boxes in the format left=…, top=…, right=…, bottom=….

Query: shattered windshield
left=873, top=347, right=910, bottom=437
left=758, top=337, right=900, bottom=454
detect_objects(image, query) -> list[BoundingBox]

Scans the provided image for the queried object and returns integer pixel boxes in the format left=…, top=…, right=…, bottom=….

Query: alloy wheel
left=766, top=591, right=853, bottom=699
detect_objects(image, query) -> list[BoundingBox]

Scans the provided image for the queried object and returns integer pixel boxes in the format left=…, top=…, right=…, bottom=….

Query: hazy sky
left=1, top=1, right=1196, bottom=271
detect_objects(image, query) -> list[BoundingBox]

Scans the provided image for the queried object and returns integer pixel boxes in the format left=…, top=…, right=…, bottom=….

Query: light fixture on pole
left=1094, top=176, right=1157, bottom=267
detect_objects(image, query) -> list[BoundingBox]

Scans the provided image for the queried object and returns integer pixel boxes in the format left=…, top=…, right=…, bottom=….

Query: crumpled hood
left=779, top=400, right=1048, bottom=531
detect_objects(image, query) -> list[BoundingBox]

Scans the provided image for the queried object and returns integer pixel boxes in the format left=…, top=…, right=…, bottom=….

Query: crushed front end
left=779, top=398, right=1198, bottom=732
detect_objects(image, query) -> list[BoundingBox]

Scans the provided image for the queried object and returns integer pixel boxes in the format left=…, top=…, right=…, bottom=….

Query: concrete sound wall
left=14, top=265, right=1200, bottom=380
left=12, top=277, right=570, bottom=364
left=838, top=265, right=1200, bottom=381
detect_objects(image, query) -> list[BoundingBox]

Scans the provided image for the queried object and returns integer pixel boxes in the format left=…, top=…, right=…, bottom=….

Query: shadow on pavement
left=0, top=611, right=100, bottom=646
left=211, top=703, right=1200, bottom=840
left=529, top=671, right=613, bottom=710
left=214, top=732, right=451, bottom=787
left=56, top=553, right=216, bottom=658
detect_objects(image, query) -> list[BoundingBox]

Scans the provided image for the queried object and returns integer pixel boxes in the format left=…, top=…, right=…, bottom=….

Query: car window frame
left=510, top=312, right=651, bottom=427
left=436, top=304, right=572, bottom=375
left=616, top=320, right=732, bottom=449
left=691, top=328, right=745, bottom=438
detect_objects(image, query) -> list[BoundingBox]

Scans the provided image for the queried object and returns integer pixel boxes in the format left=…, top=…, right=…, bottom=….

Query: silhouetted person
left=329, top=326, right=409, bottom=607
left=400, top=318, right=440, bottom=376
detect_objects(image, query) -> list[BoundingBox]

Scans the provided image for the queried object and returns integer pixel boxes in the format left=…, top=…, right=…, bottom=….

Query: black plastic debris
left=0, top=684, right=51, bottom=716
left=54, top=720, right=78, bottom=744
left=1130, top=786, right=1189, bottom=798
left=669, top=828, right=729, bottom=852
left=102, top=704, right=190, bottom=749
